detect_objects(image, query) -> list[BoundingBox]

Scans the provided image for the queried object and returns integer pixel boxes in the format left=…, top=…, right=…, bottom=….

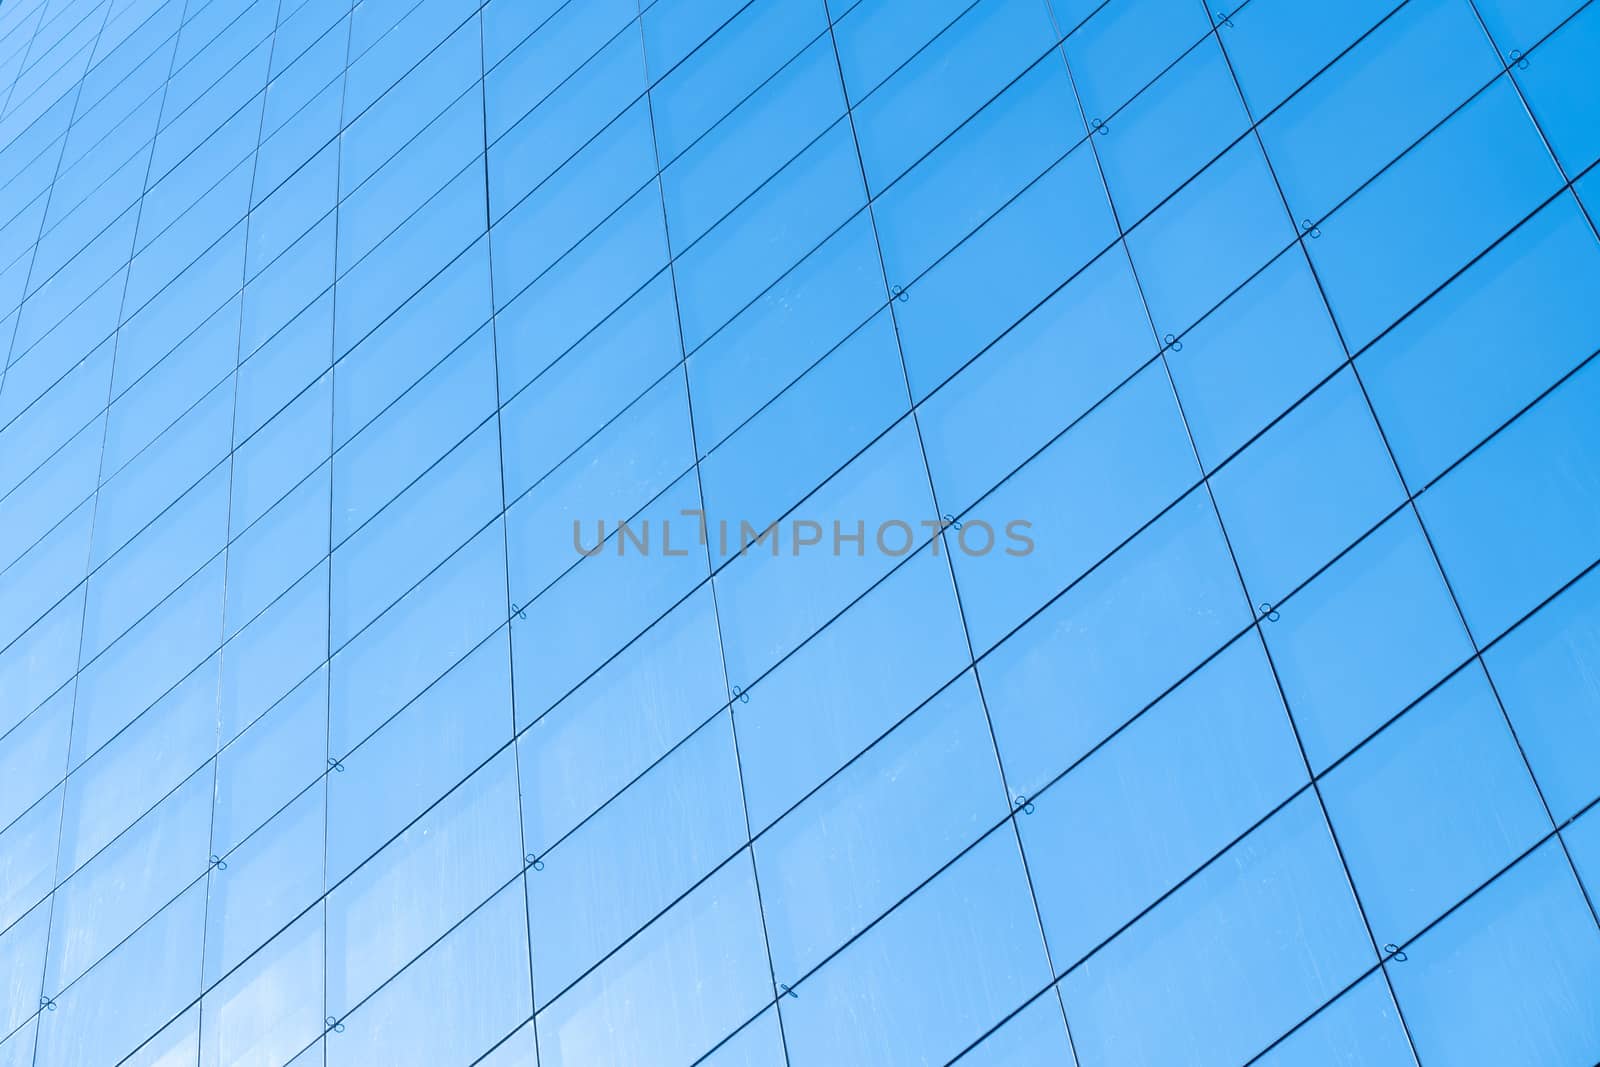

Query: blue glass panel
left=1060, top=795, right=1372, bottom=1067
left=782, top=830, right=1055, bottom=1067
left=534, top=860, right=772, bottom=1066
left=833, top=0, right=975, bottom=103
left=957, top=992, right=1076, bottom=1067
left=757, top=675, right=1007, bottom=978
left=199, top=910, right=323, bottom=1067
left=326, top=751, right=523, bottom=1013
left=1484, top=566, right=1600, bottom=823
left=1471, top=0, right=1586, bottom=58
left=527, top=719, right=746, bottom=1002
left=32, top=882, right=206, bottom=1066
left=919, top=246, right=1151, bottom=512
left=1023, top=638, right=1306, bottom=964
left=1390, top=841, right=1600, bottom=1067
left=1259, top=0, right=1499, bottom=225
left=734, top=541, right=970, bottom=832
left=1518, top=3, right=1600, bottom=174
left=1166, top=251, right=1344, bottom=470
left=516, top=586, right=725, bottom=838
left=895, top=143, right=1116, bottom=401
left=1222, top=0, right=1400, bottom=116
left=1126, top=138, right=1294, bottom=336
left=1308, top=79, right=1561, bottom=350
left=0, top=686, right=69, bottom=830
left=851, top=0, right=1056, bottom=195
left=1321, top=666, right=1549, bottom=943
left=203, top=788, right=323, bottom=985
left=1209, top=369, right=1404, bottom=603
left=0, top=1, right=1596, bottom=1060
left=329, top=883, right=532, bottom=1067
left=1065, top=0, right=1209, bottom=125
left=981, top=489, right=1250, bottom=797
left=1567, top=807, right=1600, bottom=903
left=951, top=363, right=1198, bottom=651
left=1264, top=510, right=1473, bottom=771
left=1096, top=38, right=1248, bottom=225
left=1256, top=972, right=1416, bottom=1067
left=1359, top=195, right=1600, bottom=487
left=1418, top=356, right=1600, bottom=642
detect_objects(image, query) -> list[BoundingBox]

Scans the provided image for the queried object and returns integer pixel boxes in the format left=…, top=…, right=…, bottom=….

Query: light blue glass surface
left=0, top=0, right=1595, bottom=1062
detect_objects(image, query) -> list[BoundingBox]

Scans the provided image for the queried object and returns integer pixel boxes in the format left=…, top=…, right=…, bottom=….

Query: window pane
left=781, top=830, right=1054, bottom=1067
left=1485, top=565, right=1600, bottom=823
left=1321, top=666, right=1549, bottom=943
left=1418, top=357, right=1600, bottom=642
left=1060, top=795, right=1372, bottom=1067
left=1390, top=841, right=1600, bottom=1067
left=1256, top=972, right=1416, bottom=1067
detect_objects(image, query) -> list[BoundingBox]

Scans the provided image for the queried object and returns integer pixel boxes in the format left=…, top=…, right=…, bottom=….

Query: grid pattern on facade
left=1, top=0, right=1599, bottom=1064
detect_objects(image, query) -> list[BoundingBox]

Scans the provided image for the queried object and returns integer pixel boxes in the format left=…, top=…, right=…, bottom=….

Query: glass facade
left=1, top=0, right=1598, bottom=1063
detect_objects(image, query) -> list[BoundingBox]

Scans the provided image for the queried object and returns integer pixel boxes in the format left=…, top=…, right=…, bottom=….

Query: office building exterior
left=1, top=0, right=1599, bottom=1063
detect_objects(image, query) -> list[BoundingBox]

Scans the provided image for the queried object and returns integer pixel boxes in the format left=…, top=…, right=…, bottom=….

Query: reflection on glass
left=0, top=0, right=1596, bottom=1061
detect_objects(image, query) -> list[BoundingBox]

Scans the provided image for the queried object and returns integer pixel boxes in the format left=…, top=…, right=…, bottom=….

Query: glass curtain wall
left=0, top=0, right=1598, bottom=1064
